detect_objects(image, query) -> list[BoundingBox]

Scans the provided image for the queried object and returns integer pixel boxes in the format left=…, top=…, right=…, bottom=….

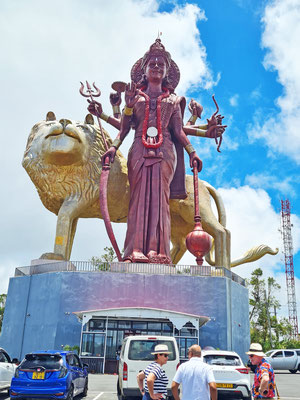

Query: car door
left=0, top=350, right=15, bottom=388
left=284, top=350, right=297, bottom=369
left=67, top=354, right=80, bottom=394
left=269, top=350, right=284, bottom=369
left=73, top=354, right=86, bottom=392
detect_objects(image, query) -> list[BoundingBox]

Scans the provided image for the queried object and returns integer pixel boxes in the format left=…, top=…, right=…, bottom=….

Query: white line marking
left=92, top=392, right=104, bottom=400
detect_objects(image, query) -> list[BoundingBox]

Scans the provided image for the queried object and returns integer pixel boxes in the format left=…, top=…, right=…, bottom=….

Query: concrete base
left=0, top=264, right=250, bottom=362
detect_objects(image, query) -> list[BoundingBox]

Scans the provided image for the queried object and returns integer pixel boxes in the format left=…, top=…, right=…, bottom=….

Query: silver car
left=0, top=348, right=18, bottom=394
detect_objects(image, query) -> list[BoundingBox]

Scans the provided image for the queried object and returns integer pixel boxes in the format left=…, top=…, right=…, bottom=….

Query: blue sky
left=0, top=0, right=299, bottom=321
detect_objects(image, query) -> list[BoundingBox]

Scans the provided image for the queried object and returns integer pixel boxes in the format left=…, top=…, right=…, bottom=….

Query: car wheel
left=81, top=378, right=88, bottom=397
left=67, top=385, right=74, bottom=400
left=243, top=396, right=251, bottom=400
left=289, top=369, right=297, bottom=373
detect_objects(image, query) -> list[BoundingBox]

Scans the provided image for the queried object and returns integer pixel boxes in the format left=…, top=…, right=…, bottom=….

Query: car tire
left=244, top=396, right=251, bottom=400
left=81, top=378, right=88, bottom=397
left=289, top=369, right=297, bottom=374
left=67, top=385, right=74, bottom=400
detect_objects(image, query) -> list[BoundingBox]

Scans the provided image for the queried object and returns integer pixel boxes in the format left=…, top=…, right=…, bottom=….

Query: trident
left=79, top=81, right=122, bottom=262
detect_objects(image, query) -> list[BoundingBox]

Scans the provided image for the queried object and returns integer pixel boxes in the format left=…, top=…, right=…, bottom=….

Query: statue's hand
left=110, top=92, right=122, bottom=106
left=87, top=99, right=103, bottom=118
left=206, top=124, right=227, bottom=138
left=101, top=146, right=117, bottom=165
left=188, top=99, right=203, bottom=118
left=189, top=152, right=202, bottom=172
left=125, top=81, right=139, bottom=108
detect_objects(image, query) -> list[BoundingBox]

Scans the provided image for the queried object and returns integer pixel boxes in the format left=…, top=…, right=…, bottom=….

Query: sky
left=0, top=0, right=299, bottom=324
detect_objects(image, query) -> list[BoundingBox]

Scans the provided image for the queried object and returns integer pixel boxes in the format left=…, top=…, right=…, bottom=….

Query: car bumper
left=10, top=387, right=69, bottom=399
left=217, top=384, right=251, bottom=398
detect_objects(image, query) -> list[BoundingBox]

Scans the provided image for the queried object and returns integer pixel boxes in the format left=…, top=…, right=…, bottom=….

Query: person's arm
left=209, top=382, right=217, bottom=400
left=171, top=381, right=180, bottom=400
left=259, top=372, right=270, bottom=396
left=137, top=371, right=145, bottom=396
left=147, top=372, right=163, bottom=399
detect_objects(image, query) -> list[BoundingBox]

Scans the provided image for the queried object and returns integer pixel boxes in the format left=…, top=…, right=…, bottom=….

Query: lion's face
left=23, top=112, right=97, bottom=167
left=22, top=112, right=111, bottom=214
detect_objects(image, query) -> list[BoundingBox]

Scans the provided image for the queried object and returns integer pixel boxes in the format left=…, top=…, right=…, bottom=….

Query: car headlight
left=14, top=368, right=19, bottom=378
left=58, top=366, right=68, bottom=378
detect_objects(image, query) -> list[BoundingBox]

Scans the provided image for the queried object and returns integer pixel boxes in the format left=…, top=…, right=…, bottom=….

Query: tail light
left=58, top=366, right=68, bottom=378
left=176, top=363, right=180, bottom=370
left=123, top=362, right=128, bottom=381
left=236, top=368, right=249, bottom=374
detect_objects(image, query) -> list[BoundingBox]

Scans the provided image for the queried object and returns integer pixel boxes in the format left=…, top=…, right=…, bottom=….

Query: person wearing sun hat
left=137, top=344, right=171, bottom=399
left=246, top=343, right=275, bottom=399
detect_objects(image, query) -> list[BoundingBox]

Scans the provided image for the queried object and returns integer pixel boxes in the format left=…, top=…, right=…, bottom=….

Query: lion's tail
left=230, top=245, right=279, bottom=268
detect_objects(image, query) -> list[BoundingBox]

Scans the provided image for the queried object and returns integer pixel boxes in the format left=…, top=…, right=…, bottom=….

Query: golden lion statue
left=22, top=112, right=278, bottom=267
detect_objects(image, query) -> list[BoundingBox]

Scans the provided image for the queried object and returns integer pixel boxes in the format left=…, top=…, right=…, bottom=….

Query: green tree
left=90, top=246, right=123, bottom=271
left=246, top=268, right=299, bottom=351
left=0, top=294, right=7, bottom=332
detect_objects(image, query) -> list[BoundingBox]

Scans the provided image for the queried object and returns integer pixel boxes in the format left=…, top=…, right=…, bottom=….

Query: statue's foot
left=131, top=251, right=149, bottom=263
left=39, top=252, right=65, bottom=261
left=148, top=253, right=172, bottom=264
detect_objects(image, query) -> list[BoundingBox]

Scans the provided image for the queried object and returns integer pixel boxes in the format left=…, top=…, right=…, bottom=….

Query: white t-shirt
left=173, top=357, right=215, bottom=400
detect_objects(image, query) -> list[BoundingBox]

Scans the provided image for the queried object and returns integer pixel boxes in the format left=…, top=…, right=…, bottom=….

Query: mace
left=186, top=160, right=212, bottom=265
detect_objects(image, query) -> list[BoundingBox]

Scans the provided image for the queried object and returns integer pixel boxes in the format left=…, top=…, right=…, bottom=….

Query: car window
left=0, top=351, right=10, bottom=363
left=296, top=351, right=300, bottom=356
left=203, top=354, right=241, bottom=366
left=265, top=351, right=273, bottom=357
left=128, top=340, right=176, bottom=361
left=284, top=351, right=295, bottom=357
left=20, top=354, right=63, bottom=370
left=272, top=351, right=283, bottom=358
left=73, top=354, right=82, bottom=367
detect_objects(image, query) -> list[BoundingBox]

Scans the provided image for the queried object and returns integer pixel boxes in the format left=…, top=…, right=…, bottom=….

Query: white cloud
left=245, top=172, right=297, bottom=196
left=248, top=0, right=300, bottom=163
left=229, top=94, right=239, bottom=107
left=0, top=0, right=217, bottom=293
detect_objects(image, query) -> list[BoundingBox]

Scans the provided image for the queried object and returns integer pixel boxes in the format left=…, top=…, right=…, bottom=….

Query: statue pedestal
left=0, top=261, right=250, bottom=366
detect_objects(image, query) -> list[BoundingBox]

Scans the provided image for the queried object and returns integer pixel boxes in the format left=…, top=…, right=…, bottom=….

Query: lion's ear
left=46, top=111, right=56, bottom=121
left=85, top=114, right=94, bottom=125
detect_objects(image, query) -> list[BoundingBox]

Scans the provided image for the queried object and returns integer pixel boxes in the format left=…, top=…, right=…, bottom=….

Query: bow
left=80, top=81, right=122, bottom=261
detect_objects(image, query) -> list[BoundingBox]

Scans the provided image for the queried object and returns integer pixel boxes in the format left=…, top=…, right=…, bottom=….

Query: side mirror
left=83, top=363, right=89, bottom=368
left=12, top=358, right=19, bottom=364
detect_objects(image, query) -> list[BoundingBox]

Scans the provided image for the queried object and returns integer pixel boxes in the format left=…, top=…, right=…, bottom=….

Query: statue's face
left=145, top=55, right=168, bottom=83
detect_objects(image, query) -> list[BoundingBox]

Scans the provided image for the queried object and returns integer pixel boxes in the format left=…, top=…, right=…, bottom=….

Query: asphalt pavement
left=0, top=371, right=299, bottom=400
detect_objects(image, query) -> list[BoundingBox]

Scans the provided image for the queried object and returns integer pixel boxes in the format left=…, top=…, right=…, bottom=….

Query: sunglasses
left=159, top=353, right=169, bottom=357
left=249, top=355, right=255, bottom=358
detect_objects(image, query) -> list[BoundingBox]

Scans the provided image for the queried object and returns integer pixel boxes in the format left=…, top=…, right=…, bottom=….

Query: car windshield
left=128, top=340, right=176, bottom=361
left=20, top=354, right=63, bottom=370
left=203, top=354, right=241, bottom=366
left=265, top=351, right=273, bottom=356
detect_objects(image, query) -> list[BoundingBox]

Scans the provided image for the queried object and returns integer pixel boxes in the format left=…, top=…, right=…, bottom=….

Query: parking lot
left=1, top=371, right=298, bottom=400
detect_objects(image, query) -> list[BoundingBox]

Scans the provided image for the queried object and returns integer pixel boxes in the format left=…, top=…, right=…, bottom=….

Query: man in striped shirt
left=137, top=344, right=170, bottom=399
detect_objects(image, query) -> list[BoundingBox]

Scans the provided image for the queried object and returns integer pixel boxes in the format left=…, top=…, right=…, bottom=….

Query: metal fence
left=15, top=260, right=245, bottom=286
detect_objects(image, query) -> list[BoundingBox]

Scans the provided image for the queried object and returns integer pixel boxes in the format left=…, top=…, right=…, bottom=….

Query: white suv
left=117, top=335, right=179, bottom=400
left=0, top=348, right=18, bottom=394
left=202, top=349, right=251, bottom=400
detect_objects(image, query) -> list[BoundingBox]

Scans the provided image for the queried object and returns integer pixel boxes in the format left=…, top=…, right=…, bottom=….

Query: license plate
left=32, top=371, right=45, bottom=379
left=217, top=383, right=233, bottom=388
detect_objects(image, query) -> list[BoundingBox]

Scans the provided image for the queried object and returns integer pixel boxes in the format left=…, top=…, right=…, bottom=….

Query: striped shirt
left=144, top=362, right=168, bottom=396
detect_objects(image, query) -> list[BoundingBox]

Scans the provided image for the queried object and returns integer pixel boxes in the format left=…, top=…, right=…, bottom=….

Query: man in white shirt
left=171, top=345, right=217, bottom=400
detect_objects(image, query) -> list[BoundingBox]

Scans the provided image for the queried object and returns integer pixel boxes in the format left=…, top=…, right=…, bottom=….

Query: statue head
left=131, top=39, right=180, bottom=92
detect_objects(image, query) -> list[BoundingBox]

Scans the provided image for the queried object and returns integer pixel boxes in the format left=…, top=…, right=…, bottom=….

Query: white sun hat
left=151, top=344, right=171, bottom=355
left=246, top=343, right=266, bottom=357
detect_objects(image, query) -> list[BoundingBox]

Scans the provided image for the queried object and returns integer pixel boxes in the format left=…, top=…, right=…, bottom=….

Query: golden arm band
left=112, top=105, right=120, bottom=115
left=185, top=144, right=196, bottom=155
left=124, top=106, right=134, bottom=116
left=100, top=112, right=109, bottom=122
left=188, top=115, right=197, bottom=124
left=111, top=138, right=122, bottom=149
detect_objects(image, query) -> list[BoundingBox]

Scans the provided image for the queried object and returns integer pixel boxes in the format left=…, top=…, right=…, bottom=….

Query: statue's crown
left=141, top=39, right=171, bottom=70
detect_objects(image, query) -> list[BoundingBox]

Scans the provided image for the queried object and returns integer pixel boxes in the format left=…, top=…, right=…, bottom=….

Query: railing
left=15, top=260, right=245, bottom=286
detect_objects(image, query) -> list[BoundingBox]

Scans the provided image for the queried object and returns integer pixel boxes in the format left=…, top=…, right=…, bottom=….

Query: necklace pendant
left=150, top=99, right=157, bottom=110
left=147, top=126, right=158, bottom=137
